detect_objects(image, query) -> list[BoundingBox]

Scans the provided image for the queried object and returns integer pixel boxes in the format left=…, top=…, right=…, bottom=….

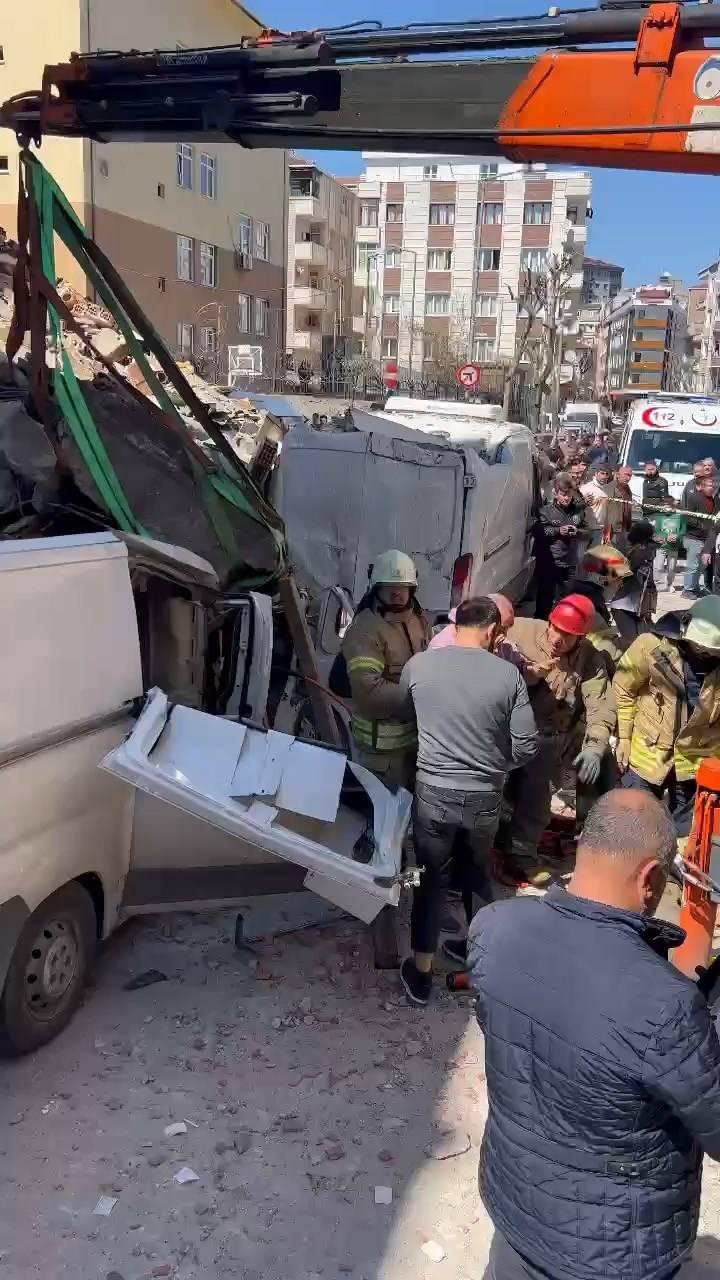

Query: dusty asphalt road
left=2, top=903, right=720, bottom=1280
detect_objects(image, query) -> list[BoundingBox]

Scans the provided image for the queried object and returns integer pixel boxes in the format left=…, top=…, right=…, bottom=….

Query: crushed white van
left=0, top=533, right=410, bottom=1054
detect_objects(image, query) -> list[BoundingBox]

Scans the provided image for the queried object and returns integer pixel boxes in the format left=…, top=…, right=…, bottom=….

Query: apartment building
left=691, top=262, right=720, bottom=392
left=285, top=157, right=357, bottom=374
left=604, top=283, right=691, bottom=405
left=347, top=153, right=591, bottom=379
left=0, top=0, right=287, bottom=384
left=581, top=257, right=624, bottom=305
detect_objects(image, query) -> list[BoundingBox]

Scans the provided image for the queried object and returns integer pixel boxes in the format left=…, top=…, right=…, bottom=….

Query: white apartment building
left=349, top=154, right=591, bottom=376
left=286, top=157, right=357, bottom=373
left=693, top=262, right=720, bottom=392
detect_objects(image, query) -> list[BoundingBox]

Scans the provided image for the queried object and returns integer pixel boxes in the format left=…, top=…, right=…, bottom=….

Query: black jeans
left=411, top=781, right=499, bottom=955
left=622, top=767, right=696, bottom=837
left=481, top=1232, right=683, bottom=1280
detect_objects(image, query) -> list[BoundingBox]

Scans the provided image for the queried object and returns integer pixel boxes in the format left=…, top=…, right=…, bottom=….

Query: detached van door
left=102, top=689, right=410, bottom=925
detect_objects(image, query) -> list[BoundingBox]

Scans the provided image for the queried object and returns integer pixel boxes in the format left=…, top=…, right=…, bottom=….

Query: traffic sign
left=456, top=362, right=482, bottom=389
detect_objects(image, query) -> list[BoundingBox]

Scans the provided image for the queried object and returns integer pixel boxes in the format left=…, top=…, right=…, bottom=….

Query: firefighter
left=613, top=595, right=720, bottom=831
left=341, top=549, right=431, bottom=788
left=501, top=593, right=616, bottom=884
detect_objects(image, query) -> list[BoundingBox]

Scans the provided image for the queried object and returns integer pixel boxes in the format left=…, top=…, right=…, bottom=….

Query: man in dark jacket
left=470, top=788, right=720, bottom=1280
left=642, top=459, right=670, bottom=506
left=535, top=473, right=590, bottom=617
left=683, top=474, right=719, bottom=595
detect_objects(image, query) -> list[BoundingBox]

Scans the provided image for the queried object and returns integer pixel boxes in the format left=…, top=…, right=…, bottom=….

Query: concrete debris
left=374, top=1186, right=393, bottom=1205
left=93, top=1196, right=118, bottom=1217
left=173, top=1167, right=200, bottom=1185
left=424, top=1131, right=472, bottom=1161
left=421, top=1240, right=447, bottom=1263
left=124, top=969, right=167, bottom=991
left=90, top=327, right=129, bottom=363
left=164, top=1122, right=188, bottom=1137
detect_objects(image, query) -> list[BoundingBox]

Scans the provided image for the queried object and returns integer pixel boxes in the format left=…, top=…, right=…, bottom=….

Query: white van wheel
left=0, top=884, right=97, bottom=1056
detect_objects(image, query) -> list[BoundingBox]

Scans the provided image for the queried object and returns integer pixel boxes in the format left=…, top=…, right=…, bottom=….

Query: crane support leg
left=673, top=760, right=720, bottom=979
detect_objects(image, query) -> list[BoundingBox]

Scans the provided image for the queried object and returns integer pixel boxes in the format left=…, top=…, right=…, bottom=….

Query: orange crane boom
left=3, top=3, right=720, bottom=174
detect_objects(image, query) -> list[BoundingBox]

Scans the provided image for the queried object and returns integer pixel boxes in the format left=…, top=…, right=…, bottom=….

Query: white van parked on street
left=619, top=396, right=720, bottom=502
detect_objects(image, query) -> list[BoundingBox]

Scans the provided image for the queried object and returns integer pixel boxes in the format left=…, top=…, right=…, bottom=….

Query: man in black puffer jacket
left=469, top=789, right=720, bottom=1280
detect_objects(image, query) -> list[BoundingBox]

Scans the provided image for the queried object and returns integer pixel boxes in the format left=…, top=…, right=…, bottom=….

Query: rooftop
left=583, top=257, right=624, bottom=272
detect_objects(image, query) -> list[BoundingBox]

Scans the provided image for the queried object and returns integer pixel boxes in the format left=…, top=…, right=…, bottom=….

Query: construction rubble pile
left=0, top=236, right=287, bottom=568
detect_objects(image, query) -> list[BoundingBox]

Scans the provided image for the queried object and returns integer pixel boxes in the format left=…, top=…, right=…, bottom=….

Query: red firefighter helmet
left=549, top=593, right=595, bottom=636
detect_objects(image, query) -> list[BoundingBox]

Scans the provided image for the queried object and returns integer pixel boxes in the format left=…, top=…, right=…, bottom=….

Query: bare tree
left=503, top=251, right=577, bottom=425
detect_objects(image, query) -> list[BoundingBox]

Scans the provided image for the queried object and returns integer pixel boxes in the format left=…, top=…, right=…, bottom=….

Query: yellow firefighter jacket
left=507, top=617, right=616, bottom=750
left=341, top=600, right=431, bottom=754
left=613, top=633, right=720, bottom=785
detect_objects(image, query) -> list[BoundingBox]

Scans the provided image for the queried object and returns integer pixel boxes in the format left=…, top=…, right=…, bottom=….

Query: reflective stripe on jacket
left=613, top=633, right=720, bottom=785
left=342, top=600, right=431, bottom=754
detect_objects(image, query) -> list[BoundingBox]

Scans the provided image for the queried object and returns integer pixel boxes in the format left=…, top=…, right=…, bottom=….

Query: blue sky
left=259, top=0, right=719, bottom=287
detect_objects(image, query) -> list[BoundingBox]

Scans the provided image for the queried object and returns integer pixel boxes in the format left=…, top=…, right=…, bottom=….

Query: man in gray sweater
left=398, top=597, right=538, bottom=1005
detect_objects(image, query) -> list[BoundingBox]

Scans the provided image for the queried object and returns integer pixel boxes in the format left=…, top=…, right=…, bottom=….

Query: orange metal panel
left=498, top=13, right=720, bottom=177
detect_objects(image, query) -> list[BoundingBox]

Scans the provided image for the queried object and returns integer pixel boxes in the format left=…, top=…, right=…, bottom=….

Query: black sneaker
left=400, top=957, right=432, bottom=1006
left=442, top=937, right=467, bottom=965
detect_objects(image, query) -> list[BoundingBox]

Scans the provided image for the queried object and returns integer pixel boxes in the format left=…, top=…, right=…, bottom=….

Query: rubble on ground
left=0, top=245, right=289, bottom=568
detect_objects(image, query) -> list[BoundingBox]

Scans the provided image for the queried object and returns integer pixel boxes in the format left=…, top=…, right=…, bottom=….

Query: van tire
left=0, top=883, right=97, bottom=1056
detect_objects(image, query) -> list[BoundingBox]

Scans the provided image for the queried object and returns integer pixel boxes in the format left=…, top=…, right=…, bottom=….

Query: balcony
left=564, top=221, right=587, bottom=246
left=294, top=286, right=327, bottom=308
left=293, top=330, right=322, bottom=352
left=291, top=194, right=323, bottom=220
left=295, top=240, right=327, bottom=265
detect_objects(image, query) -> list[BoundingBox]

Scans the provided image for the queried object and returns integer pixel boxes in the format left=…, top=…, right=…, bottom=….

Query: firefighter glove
left=574, top=748, right=603, bottom=786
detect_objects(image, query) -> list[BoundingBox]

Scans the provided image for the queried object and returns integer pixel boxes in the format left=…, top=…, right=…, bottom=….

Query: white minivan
left=0, top=533, right=410, bottom=1055
left=272, top=399, right=537, bottom=616
left=619, top=396, right=720, bottom=502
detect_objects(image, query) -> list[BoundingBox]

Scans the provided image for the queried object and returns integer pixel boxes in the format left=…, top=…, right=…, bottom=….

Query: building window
left=0, top=47, right=4, bottom=64
left=480, top=202, right=503, bottom=225
left=238, top=293, right=251, bottom=333
left=158, top=276, right=166, bottom=293
left=199, top=241, right=217, bottom=288
left=254, top=220, right=270, bottom=261
left=386, top=203, right=403, bottom=223
left=238, top=215, right=252, bottom=257
left=566, top=203, right=579, bottom=224
left=0, top=156, right=9, bottom=176
left=477, top=248, right=501, bottom=271
left=521, top=248, right=547, bottom=273
left=359, top=203, right=378, bottom=228
left=427, top=248, right=452, bottom=271
left=425, top=294, right=450, bottom=315
left=383, top=294, right=400, bottom=314
left=200, top=153, right=216, bottom=199
left=429, top=203, right=455, bottom=226
left=523, top=201, right=551, bottom=225
left=384, top=247, right=401, bottom=268
left=475, top=295, right=497, bottom=318
left=473, top=337, right=493, bottom=362
left=177, top=322, right=194, bottom=354
left=423, top=164, right=438, bottom=178
left=633, top=351, right=643, bottom=363
left=201, top=326, right=218, bottom=354
left=177, top=235, right=194, bottom=282
left=255, top=297, right=269, bottom=336
left=355, top=243, right=372, bottom=272
left=382, top=337, right=398, bottom=359
left=157, top=182, right=166, bottom=199
left=177, top=143, right=193, bottom=190
left=479, top=164, right=499, bottom=177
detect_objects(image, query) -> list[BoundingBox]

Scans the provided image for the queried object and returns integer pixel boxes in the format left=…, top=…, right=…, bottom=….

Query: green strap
left=21, top=152, right=288, bottom=582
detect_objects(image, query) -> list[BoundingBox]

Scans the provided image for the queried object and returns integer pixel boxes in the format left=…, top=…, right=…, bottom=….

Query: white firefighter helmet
left=578, top=544, right=632, bottom=585
left=684, top=595, right=720, bottom=655
left=369, top=549, right=418, bottom=588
